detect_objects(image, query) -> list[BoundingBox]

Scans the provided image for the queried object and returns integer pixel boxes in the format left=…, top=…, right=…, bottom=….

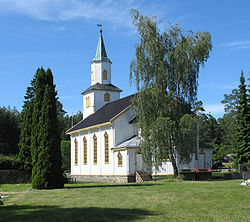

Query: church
left=66, top=30, right=213, bottom=182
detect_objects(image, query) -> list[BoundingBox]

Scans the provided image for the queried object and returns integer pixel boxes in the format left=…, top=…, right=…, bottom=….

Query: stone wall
left=70, top=175, right=135, bottom=183
left=0, top=170, right=31, bottom=184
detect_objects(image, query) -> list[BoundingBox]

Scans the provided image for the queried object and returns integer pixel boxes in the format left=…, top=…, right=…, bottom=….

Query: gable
left=66, top=94, right=134, bottom=134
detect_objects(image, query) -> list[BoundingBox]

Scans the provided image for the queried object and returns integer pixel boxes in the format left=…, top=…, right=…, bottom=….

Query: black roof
left=66, top=94, right=134, bottom=134
left=81, top=83, right=122, bottom=95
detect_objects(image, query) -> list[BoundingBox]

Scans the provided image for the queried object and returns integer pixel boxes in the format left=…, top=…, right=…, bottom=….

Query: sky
left=0, top=0, right=249, bottom=118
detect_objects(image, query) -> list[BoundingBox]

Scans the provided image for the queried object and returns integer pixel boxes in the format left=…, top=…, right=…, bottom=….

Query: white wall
left=152, top=161, right=174, bottom=175
left=94, top=91, right=120, bottom=112
left=205, top=149, right=213, bottom=169
left=91, top=61, right=111, bottom=85
left=153, top=153, right=197, bottom=176
left=71, top=125, right=115, bottom=176
left=83, top=92, right=95, bottom=119
left=127, top=149, right=136, bottom=175
left=112, top=149, right=128, bottom=175
left=177, top=154, right=196, bottom=169
left=113, top=109, right=137, bottom=146
left=198, top=149, right=213, bottom=168
left=83, top=90, right=120, bottom=119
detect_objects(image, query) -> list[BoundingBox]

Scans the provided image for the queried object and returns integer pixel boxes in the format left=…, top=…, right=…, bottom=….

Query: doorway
left=135, top=151, right=143, bottom=172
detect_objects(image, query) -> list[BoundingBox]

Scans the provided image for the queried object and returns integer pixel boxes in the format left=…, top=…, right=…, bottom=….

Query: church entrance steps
left=136, top=171, right=152, bottom=182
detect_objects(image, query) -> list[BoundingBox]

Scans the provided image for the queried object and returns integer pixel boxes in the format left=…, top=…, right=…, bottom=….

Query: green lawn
left=0, top=180, right=249, bottom=221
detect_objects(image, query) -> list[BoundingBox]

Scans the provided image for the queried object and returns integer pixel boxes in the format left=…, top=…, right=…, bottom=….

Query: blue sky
left=0, top=0, right=249, bottom=118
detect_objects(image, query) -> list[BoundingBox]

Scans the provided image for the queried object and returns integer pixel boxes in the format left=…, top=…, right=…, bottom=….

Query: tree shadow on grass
left=65, top=183, right=163, bottom=190
left=0, top=205, right=157, bottom=222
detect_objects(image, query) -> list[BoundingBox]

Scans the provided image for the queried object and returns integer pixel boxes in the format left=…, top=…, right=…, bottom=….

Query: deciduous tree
left=130, top=10, right=212, bottom=177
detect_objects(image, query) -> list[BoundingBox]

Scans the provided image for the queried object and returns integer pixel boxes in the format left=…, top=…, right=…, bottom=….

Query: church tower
left=82, top=29, right=122, bottom=119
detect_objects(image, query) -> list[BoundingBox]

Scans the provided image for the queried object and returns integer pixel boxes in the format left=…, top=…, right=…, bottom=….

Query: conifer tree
left=235, top=71, right=250, bottom=165
left=31, top=68, right=64, bottom=189
left=18, top=69, right=40, bottom=172
left=18, top=103, right=33, bottom=172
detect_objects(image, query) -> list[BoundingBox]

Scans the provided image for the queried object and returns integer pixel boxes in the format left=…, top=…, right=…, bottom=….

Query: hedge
left=0, top=154, right=21, bottom=170
left=61, top=140, right=70, bottom=170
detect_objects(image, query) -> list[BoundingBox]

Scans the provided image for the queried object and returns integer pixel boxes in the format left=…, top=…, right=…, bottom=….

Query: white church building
left=66, top=30, right=212, bottom=182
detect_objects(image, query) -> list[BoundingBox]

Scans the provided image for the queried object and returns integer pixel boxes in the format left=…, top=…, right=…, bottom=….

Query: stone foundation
left=70, top=175, right=136, bottom=183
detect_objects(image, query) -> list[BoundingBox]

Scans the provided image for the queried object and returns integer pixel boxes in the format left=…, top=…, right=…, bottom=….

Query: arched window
left=91, top=71, right=94, bottom=81
left=86, top=96, right=90, bottom=108
left=104, top=93, right=110, bottom=102
left=103, top=69, right=107, bottom=80
left=117, top=152, right=122, bottom=167
left=74, top=138, right=78, bottom=165
left=104, top=132, right=109, bottom=164
left=93, top=134, right=97, bottom=164
left=83, top=136, right=87, bottom=165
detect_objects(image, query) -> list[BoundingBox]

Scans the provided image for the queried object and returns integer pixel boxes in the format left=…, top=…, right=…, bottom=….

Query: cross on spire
left=92, top=24, right=110, bottom=63
left=97, top=24, right=102, bottom=33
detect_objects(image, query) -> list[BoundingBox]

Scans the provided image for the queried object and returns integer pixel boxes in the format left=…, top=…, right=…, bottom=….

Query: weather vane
left=97, top=24, right=102, bottom=33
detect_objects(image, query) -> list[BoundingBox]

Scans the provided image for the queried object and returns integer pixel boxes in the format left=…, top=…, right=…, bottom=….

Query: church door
left=135, top=151, right=143, bottom=172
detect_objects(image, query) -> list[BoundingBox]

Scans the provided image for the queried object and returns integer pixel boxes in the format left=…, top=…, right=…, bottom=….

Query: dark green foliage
left=56, top=101, right=68, bottom=140
left=18, top=101, right=34, bottom=173
left=198, top=114, right=227, bottom=168
left=31, top=68, right=64, bottom=189
left=17, top=103, right=33, bottom=172
left=129, top=10, right=212, bottom=176
left=221, top=89, right=239, bottom=117
left=60, top=111, right=83, bottom=140
left=0, top=154, right=21, bottom=170
left=235, top=71, right=250, bottom=165
left=72, top=111, right=83, bottom=126
left=218, top=115, right=238, bottom=153
left=0, top=107, right=21, bottom=155
left=194, top=100, right=231, bottom=168
left=218, top=87, right=239, bottom=156
left=212, top=144, right=226, bottom=168
left=61, top=140, right=71, bottom=170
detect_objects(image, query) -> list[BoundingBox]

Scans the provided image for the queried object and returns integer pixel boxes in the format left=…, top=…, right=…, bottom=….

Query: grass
left=0, top=180, right=249, bottom=222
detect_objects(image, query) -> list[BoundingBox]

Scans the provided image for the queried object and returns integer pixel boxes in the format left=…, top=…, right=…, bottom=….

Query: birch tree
left=130, top=9, right=212, bottom=177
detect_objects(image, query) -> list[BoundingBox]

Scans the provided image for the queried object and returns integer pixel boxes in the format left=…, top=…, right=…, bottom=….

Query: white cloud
left=0, top=0, right=138, bottom=28
left=0, top=0, right=177, bottom=30
left=220, top=41, right=250, bottom=49
left=204, top=104, right=225, bottom=117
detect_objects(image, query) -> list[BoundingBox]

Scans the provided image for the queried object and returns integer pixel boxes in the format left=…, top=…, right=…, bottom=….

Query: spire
left=92, top=29, right=111, bottom=63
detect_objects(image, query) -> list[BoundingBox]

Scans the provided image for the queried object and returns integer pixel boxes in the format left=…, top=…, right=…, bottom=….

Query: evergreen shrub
left=0, top=155, right=21, bottom=170
left=61, top=140, right=71, bottom=170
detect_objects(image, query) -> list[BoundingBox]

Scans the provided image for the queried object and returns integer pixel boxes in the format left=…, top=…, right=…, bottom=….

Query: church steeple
left=82, top=28, right=122, bottom=120
left=90, top=29, right=112, bottom=86
left=92, top=30, right=111, bottom=63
